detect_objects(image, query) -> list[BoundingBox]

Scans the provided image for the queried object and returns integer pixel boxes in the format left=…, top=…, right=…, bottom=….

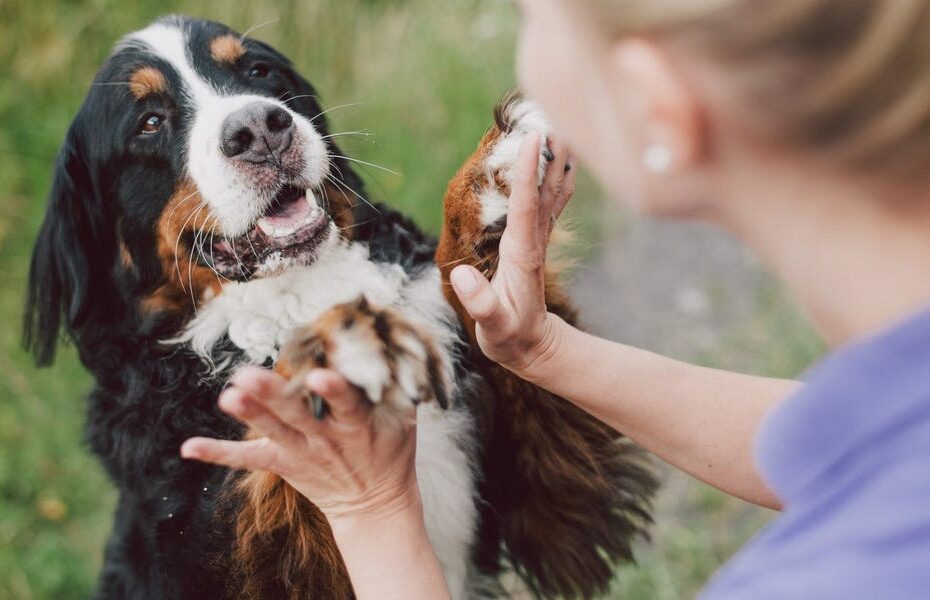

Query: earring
left=643, top=144, right=673, bottom=173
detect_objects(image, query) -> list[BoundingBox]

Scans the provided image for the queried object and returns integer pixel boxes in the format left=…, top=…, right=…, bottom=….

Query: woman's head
left=515, top=0, right=930, bottom=218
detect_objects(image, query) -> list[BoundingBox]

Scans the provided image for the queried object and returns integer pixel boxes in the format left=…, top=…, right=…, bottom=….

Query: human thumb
left=450, top=265, right=507, bottom=332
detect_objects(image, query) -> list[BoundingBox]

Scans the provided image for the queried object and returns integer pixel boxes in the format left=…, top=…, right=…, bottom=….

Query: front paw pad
left=276, top=297, right=451, bottom=416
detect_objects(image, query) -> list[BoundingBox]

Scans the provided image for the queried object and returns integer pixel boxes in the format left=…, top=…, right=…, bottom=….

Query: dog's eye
left=248, top=63, right=270, bottom=79
left=140, top=113, right=164, bottom=135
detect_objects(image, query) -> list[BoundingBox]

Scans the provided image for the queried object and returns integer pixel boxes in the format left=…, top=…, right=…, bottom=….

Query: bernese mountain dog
left=23, top=15, right=657, bottom=600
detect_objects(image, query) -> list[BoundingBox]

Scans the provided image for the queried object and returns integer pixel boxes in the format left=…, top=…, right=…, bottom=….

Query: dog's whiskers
left=193, top=214, right=230, bottom=286
left=238, top=17, right=279, bottom=42
left=329, top=154, right=400, bottom=176
left=337, top=216, right=381, bottom=232
left=245, top=230, right=261, bottom=263
left=437, top=255, right=473, bottom=268
left=318, top=184, right=333, bottom=214
left=309, top=103, right=362, bottom=125
left=320, top=130, right=372, bottom=141
left=281, top=94, right=318, bottom=106
left=224, top=231, right=248, bottom=279
left=324, top=172, right=381, bottom=215
left=185, top=202, right=211, bottom=311
left=206, top=230, right=232, bottom=285
left=172, top=192, right=205, bottom=291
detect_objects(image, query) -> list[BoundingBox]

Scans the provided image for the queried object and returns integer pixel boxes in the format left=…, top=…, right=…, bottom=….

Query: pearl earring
left=643, top=144, right=673, bottom=173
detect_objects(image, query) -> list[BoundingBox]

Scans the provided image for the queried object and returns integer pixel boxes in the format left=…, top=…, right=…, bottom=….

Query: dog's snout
left=220, top=102, right=294, bottom=161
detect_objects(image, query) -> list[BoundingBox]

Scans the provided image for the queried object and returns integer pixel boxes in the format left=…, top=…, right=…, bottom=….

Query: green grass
left=0, top=1, right=822, bottom=598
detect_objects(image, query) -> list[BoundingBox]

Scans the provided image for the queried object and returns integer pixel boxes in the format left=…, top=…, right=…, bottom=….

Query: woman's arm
left=522, top=318, right=794, bottom=509
left=450, top=135, right=793, bottom=511
left=328, top=494, right=450, bottom=600
left=181, top=367, right=451, bottom=600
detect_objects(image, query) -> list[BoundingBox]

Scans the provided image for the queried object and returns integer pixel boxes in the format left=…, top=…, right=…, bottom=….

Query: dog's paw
left=479, top=93, right=553, bottom=228
left=275, top=296, right=450, bottom=416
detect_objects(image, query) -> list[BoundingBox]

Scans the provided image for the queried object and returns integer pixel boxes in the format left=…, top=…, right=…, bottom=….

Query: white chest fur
left=176, top=239, right=479, bottom=598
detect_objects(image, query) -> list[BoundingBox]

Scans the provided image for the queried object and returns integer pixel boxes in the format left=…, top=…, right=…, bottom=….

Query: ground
left=0, top=1, right=822, bottom=597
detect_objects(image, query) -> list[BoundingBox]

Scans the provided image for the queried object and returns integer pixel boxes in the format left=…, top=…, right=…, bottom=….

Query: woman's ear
left=605, top=38, right=711, bottom=214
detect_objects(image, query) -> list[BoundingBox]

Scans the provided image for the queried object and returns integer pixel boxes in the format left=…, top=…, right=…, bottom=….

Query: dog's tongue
left=256, top=195, right=313, bottom=238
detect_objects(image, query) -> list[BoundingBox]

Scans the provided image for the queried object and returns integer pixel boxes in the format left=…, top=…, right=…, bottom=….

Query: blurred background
left=0, top=1, right=824, bottom=598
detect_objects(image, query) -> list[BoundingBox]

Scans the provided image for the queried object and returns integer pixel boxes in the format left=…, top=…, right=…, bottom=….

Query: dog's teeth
left=306, top=192, right=326, bottom=223
left=257, top=216, right=302, bottom=238
left=256, top=217, right=275, bottom=237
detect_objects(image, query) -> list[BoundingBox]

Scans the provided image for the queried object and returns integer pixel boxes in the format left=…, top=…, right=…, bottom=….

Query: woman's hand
left=450, top=134, right=575, bottom=375
left=182, top=367, right=452, bottom=599
left=180, top=365, right=419, bottom=522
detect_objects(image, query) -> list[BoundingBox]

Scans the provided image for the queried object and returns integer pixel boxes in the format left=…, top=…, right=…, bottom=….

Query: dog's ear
left=23, top=125, right=111, bottom=366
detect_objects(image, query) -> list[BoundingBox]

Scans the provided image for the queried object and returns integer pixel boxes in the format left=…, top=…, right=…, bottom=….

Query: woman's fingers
left=502, top=133, right=543, bottom=258
left=305, top=369, right=371, bottom=427
left=231, top=365, right=318, bottom=429
left=553, top=158, right=576, bottom=220
left=538, top=139, right=571, bottom=230
left=450, top=265, right=508, bottom=332
left=217, top=387, right=305, bottom=447
left=230, top=365, right=287, bottom=395
left=181, top=436, right=279, bottom=472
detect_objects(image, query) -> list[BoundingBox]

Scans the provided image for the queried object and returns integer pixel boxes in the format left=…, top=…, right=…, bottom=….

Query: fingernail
left=451, top=267, right=478, bottom=295
left=218, top=392, right=240, bottom=414
left=180, top=441, right=199, bottom=459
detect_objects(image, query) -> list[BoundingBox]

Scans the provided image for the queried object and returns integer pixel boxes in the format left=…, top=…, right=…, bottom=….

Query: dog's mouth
left=198, top=185, right=332, bottom=280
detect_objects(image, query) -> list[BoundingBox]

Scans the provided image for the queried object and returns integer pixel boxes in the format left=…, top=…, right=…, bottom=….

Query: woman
left=182, top=0, right=930, bottom=597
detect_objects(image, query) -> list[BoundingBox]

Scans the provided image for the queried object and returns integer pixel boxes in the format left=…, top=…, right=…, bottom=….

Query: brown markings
left=118, top=238, right=133, bottom=268
left=129, top=67, right=167, bottom=99
left=435, top=125, right=504, bottom=337
left=140, top=181, right=222, bottom=316
left=232, top=470, right=352, bottom=600
left=210, top=34, right=246, bottom=64
left=316, top=181, right=357, bottom=237
left=435, top=94, right=658, bottom=598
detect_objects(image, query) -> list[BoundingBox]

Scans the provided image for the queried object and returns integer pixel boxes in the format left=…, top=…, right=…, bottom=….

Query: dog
left=24, top=15, right=656, bottom=599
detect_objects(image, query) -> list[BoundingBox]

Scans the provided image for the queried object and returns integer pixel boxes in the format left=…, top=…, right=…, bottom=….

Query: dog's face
left=113, top=16, right=353, bottom=280
left=25, top=16, right=368, bottom=364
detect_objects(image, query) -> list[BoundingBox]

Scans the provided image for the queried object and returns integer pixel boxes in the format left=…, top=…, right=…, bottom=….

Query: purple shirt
left=701, top=307, right=930, bottom=599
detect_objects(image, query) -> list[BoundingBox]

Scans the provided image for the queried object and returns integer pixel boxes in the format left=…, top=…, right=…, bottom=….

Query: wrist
left=324, top=480, right=423, bottom=532
left=327, top=483, right=450, bottom=600
left=506, top=313, right=569, bottom=384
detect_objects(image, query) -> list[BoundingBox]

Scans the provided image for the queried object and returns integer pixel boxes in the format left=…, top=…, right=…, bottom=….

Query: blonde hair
left=577, top=0, right=930, bottom=176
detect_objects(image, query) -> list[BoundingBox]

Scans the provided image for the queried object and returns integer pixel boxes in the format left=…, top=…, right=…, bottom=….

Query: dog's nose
left=220, top=102, right=294, bottom=161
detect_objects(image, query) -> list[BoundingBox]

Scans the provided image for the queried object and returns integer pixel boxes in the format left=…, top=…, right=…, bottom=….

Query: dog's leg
left=437, top=93, right=659, bottom=599
left=233, top=296, right=466, bottom=599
